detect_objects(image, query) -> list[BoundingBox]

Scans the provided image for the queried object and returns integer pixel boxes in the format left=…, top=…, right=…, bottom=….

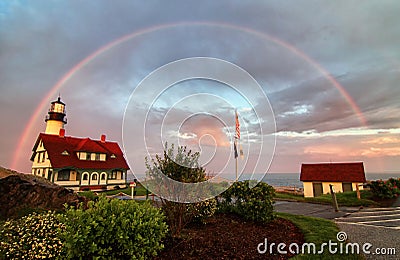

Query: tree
left=145, top=143, right=215, bottom=237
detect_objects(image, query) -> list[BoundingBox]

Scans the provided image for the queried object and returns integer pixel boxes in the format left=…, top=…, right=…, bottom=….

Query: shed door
left=342, top=182, right=353, bottom=192
left=312, top=183, right=323, bottom=197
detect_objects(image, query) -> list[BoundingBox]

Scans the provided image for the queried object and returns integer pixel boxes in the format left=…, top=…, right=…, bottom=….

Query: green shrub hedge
left=218, top=180, right=275, bottom=223
left=60, top=196, right=168, bottom=259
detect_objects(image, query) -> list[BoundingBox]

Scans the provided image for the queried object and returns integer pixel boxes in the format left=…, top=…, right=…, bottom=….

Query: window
left=48, top=170, right=53, bottom=181
left=109, top=170, right=123, bottom=180
left=77, top=152, right=86, bottom=160
left=57, top=169, right=70, bottom=181
left=82, top=173, right=88, bottom=181
left=101, top=173, right=106, bottom=180
left=86, top=152, right=91, bottom=160
left=92, top=174, right=98, bottom=180
left=108, top=171, right=117, bottom=180
left=36, top=152, right=45, bottom=163
left=95, top=153, right=100, bottom=161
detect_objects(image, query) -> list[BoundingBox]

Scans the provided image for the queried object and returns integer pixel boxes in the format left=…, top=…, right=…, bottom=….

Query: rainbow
left=11, top=21, right=367, bottom=170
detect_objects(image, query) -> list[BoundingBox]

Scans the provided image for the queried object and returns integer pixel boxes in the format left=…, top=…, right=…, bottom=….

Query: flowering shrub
left=369, top=178, right=400, bottom=199
left=59, top=196, right=168, bottom=259
left=219, top=180, right=275, bottom=223
left=0, top=211, right=64, bottom=259
left=189, top=198, right=218, bottom=224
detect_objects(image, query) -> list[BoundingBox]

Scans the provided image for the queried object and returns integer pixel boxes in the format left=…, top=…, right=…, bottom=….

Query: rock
left=0, top=169, right=86, bottom=219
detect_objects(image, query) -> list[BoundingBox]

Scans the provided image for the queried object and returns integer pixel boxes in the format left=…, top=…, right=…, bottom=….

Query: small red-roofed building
left=30, top=97, right=129, bottom=191
left=300, top=162, right=366, bottom=197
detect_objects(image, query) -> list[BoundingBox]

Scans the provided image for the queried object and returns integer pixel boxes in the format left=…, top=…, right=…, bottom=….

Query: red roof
left=31, top=133, right=129, bottom=170
left=300, top=162, right=366, bottom=183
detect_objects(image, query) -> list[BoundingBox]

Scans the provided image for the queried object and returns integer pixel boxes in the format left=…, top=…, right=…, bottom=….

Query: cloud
left=1, top=1, right=400, bottom=174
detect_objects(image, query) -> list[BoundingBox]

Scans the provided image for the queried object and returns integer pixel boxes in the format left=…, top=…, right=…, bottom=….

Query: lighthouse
left=31, top=96, right=129, bottom=190
left=45, top=96, right=67, bottom=135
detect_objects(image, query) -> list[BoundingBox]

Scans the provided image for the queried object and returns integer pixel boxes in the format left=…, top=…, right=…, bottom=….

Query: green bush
left=369, top=178, right=400, bottom=199
left=189, top=198, right=218, bottom=224
left=0, top=211, right=64, bottom=259
left=59, top=196, right=168, bottom=259
left=77, top=190, right=98, bottom=201
left=219, top=180, right=275, bottom=223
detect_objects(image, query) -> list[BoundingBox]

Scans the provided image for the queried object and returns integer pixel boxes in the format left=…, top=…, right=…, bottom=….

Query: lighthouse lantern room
left=44, top=96, right=67, bottom=135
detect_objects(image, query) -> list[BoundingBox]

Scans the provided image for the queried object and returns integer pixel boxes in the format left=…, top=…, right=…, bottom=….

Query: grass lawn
left=277, top=213, right=364, bottom=259
left=275, top=190, right=378, bottom=207
left=101, top=185, right=148, bottom=196
left=78, top=185, right=149, bottom=199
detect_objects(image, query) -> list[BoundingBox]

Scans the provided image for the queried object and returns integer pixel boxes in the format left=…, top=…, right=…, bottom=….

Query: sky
left=1, top=1, right=400, bottom=179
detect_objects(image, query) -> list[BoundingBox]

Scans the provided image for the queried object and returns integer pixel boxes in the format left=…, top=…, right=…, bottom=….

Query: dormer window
left=76, top=151, right=106, bottom=161
left=110, top=154, right=116, bottom=159
left=61, top=150, right=69, bottom=156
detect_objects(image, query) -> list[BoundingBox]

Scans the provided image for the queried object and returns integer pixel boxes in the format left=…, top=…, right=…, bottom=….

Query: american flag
left=235, top=110, right=240, bottom=139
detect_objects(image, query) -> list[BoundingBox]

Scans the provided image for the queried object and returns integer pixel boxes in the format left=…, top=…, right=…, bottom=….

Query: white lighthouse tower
left=45, top=96, right=67, bottom=135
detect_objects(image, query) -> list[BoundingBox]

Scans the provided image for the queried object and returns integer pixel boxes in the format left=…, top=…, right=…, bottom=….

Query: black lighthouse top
left=45, top=96, right=67, bottom=124
left=53, top=96, right=65, bottom=105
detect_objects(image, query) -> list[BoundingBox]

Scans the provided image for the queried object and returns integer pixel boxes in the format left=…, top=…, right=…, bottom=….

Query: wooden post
left=130, top=181, right=136, bottom=199
left=329, top=184, right=339, bottom=212
left=356, top=184, right=361, bottom=200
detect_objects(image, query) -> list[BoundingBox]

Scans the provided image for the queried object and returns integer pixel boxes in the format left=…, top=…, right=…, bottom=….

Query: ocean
left=128, top=172, right=400, bottom=188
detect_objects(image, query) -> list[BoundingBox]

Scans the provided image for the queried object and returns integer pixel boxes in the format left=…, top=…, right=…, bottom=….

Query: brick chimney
left=100, top=134, right=106, bottom=143
left=59, top=128, right=65, bottom=138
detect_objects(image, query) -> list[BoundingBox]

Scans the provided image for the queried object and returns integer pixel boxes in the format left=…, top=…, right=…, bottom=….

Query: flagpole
left=235, top=138, right=238, bottom=182
left=234, top=109, right=240, bottom=182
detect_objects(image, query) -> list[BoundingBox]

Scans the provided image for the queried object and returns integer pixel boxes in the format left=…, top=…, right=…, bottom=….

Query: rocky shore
left=0, top=167, right=86, bottom=219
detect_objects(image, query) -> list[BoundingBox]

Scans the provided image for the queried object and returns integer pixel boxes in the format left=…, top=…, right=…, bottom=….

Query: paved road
left=335, top=207, right=400, bottom=229
left=335, top=207, right=400, bottom=260
left=275, top=201, right=399, bottom=259
left=274, top=200, right=359, bottom=219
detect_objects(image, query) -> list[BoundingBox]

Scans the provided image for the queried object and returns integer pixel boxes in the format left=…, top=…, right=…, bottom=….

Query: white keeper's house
left=30, top=97, right=129, bottom=191
left=300, top=162, right=366, bottom=197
